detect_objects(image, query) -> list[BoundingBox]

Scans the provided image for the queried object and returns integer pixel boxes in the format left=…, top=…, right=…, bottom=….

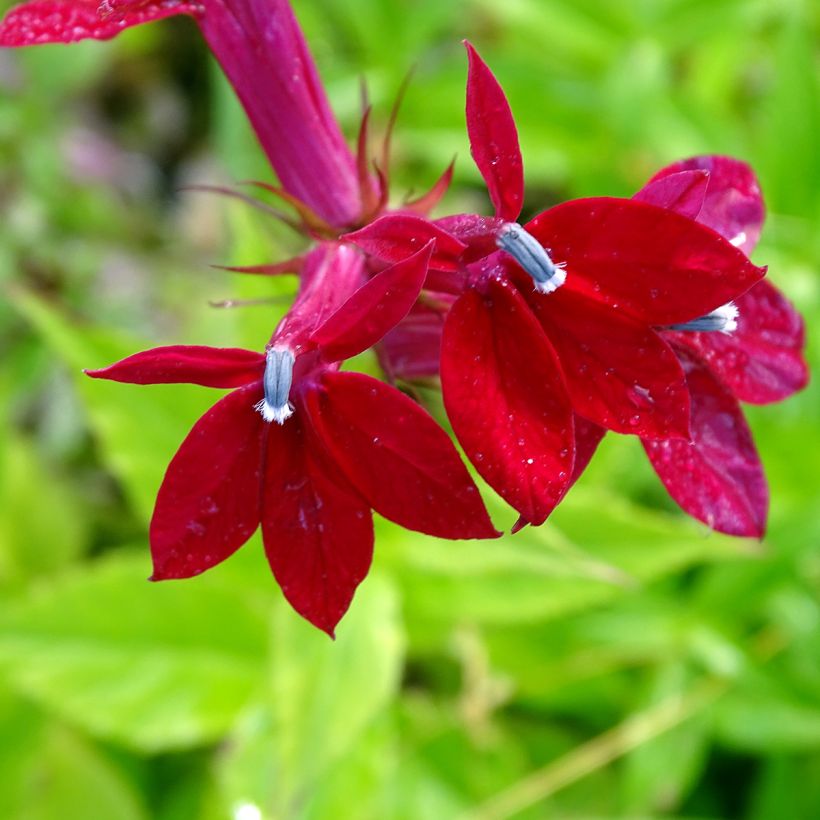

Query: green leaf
left=389, top=488, right=754, bottom=627
left=0, top=548, right=271, bottom=751
left=216, top=574, right=405, bottom=818
left=0, top=432, right=87, bottom=585
left=8, top=288, right=213, bottom=522
left=0, top=687, right=148, bottom=820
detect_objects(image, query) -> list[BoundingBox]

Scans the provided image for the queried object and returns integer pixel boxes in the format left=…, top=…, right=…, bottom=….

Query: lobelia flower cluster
left=1, top=0, right=807, bottom=635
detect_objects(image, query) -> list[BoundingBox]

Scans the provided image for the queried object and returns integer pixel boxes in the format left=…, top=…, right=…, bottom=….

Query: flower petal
left=310, top=242, right=432, bottom=363
left=378, top=300, right=450, bottom=382
left=510, top=415, right=605, bottom=534
left=274, top=242, right=366, bottom=348
left=643, top=349, right=768, bottom=537
left=344, top=214, right=467, bottom=272
left=528, top=288, right=691, bottom=439
left=632, top=169, right=709, bottom=219
left=85, top=345, right=264, bottom=387
left=441, top=279, right=574, bottom=525
left=0, top=0, right=196, bottom=45
left=261, top=413, right=373, bottom=637
left=525, top=197, right=765, bottom=325
left=150, top=384, right=264, bottom=580
left=646, top=155, right=764, bottom=255
left=403, top=160, right=455, bottom=216
left=308, top=371, right=499, bottom=540
left=669, top=279, right=808, bottom=404
left=464, top=41, right=524, bottom=222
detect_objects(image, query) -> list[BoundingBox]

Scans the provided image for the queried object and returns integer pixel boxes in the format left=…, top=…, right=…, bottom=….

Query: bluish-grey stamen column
left=255, top=347, right=295, bottom=424
left=496, top=222, right=566, bottom=294
left=668, top=302, right=739, bottom=334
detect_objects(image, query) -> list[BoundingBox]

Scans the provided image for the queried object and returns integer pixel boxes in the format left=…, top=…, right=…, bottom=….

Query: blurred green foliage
left=1, top=0, right=819, bottom=817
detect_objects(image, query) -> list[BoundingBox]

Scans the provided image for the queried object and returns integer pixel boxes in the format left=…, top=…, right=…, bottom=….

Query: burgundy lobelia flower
left=86, top=242, right=499, bottom=635
left=346, top=43, right=765, bottom=528
left=0, top=0, right=362, bottom=228
left=632, top=157, right=806, bottom=536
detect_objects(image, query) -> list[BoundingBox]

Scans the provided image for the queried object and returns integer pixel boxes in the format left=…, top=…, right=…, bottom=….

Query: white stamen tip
left=667, top=301, right=739, bottom=334
left=717, top=301, right=739, bottom=334
left=255, top=399, right=294, bottom=425
left=534, top=266, right=566, bottom=294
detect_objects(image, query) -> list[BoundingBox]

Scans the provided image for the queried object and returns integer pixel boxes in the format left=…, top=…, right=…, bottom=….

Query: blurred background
left=1, top=0, right=819, bottom=817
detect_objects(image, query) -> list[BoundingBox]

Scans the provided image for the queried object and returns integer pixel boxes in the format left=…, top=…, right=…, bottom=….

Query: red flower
left=86, top=243, right=498, bottom=635
left=635, top=157, right=807, bottom=536
left=346, top=43, right=765, bottom=527
left=0, top=0, right=361, bottom=227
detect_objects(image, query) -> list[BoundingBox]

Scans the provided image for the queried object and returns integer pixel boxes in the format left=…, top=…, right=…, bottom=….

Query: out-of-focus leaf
left=216, top=574, right=404, bottom=818
left=8, top=288, right=213, bottom=522
left=0, top=432, right=87, bottom=584
left=389, top=488, right=754, bottom=628
left=0, top=686, right=148, bottom=820
left=0, top=548, right=270, bottom=751
left=714, top=676, right=820, bottom=752
left=619, top=664, right=711, bottom=814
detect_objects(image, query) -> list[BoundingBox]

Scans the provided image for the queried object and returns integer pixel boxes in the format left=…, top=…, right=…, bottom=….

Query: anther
left=255, top=347, right=295, bottom=424
left=496, top=222, right=566, bottom=294
left=668, top=302, right=739, bottom=335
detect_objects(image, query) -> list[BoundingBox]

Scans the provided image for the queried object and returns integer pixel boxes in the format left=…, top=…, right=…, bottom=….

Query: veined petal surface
left=441, top=279, right=574, bottom=525
left=150, top=384, right=265, bottom=580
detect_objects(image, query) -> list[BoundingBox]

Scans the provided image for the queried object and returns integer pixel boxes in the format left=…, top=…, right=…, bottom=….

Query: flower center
left=668, top=302, right=739, bottom=335
left=255, top=347, right=295, bottom=424
left=496, top=222, right=566, bottom=294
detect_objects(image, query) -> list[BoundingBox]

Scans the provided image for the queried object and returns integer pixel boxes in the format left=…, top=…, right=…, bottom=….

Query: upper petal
left=0, top=0, right=197, bottom=45
left=307, top=372, right=499, bottom=540
left=464, top=41, right=524, bottom=222
left=645, top=155, right=764, bottom=255
left=632, top=169, right=709, bottom=220
left=150, top=384, right=265, bottom=579
left=261, top=413, right=373, bottom=637
left=274, top=242, right=366, bottom=349
left=344, top=214, right=467, bottom=272
left=310, top=242, right=432, bottom=363
left=528, top=287, right=691, bottom=439
left=85, top=345, right=264, bottom=387
left=525, top=197, right=765, bottom=325
left=441, top=279, right=575, bottom=525
left=643, top=349, right=768, bottom=537
left=669, top=279, right=808, bottom=404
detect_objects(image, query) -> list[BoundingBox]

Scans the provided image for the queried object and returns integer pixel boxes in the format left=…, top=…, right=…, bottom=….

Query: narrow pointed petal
left=274, top=243, right=366, bottom=348
left=310, top=243, right=433, bottom=363
left=0, top=0, right=197, bottom=44
left=525, top=197, right=766, bottom=325
left=85, top=345, right=264, bottom=387
left=464, top=41, right=524, bottom=221
left=344, top=214, right=467, bottom=272
left=528, top=289, right=691, bottom=439
left=150, top=385, right=265, bottom=579
left=670, top=280, right=808, bottom=404
left=647, top=156, right=764, bottom=255
left=261, top=415, right=373, bottom=637
left=441, top=280, right=574, bottom=525
left=633, top=169, right=709, bottom=219
left=403, top=160, right=456, bottom=216
left=307, top=372, right=499, bottom=540
left=643, top=350, right=768, bottom=537
left=213, top=255, right=305, bottom=277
